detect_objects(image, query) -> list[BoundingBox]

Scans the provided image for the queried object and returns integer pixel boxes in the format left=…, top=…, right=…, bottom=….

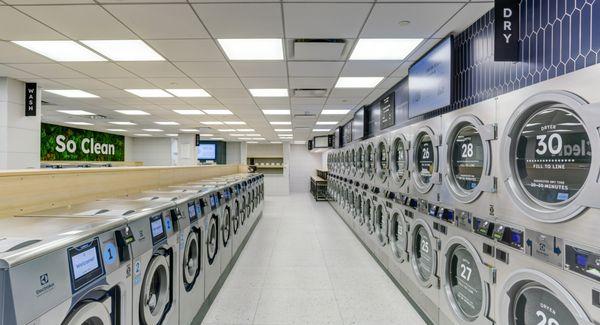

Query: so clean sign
left=41, top=123, right=125, bottom=161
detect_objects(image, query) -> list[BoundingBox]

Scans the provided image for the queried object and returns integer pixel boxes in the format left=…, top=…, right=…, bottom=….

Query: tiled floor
left=201, top=193, right=427, bottom=325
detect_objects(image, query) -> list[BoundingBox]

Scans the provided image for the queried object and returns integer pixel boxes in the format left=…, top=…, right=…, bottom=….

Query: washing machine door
left=64, top=300, right=112, bottom=325
left=182, top=229, right=201, bottom=291
left=207, top=213, right=219, bottom=265
left=232, top=200, right=240, bottom=235
left=222, top=206, right=231, bottom=248
left=240, top=196, right=247, bottom=226
left=140, top=254, right=172, bottom=325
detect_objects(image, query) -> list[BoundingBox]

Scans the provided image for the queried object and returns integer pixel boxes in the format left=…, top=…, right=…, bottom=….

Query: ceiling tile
left=118, top=62, right=184, bottom=78
left=105, top=4, right=209, bottom=39
left=231, top=62, right=287, bottom=77
left=173, top=62, right=235, bottom=77
left=63, top=62, right=135, bottom=78
left=391, top=63, right=410, bottom=78
left=329, top=88, right=372, bottom=98
left=376, top=77, right=403, bottom=90
left=0, top=41, right=51, bottom=63
left=289, top=77, right=336, bottom=89
left=434, top=2, right=493, bottom=38
left=148, top=39, right=225, bottom=62
left=8, top=63, right=86, bottom=78
left=5, top=0, right=93, bottom=3
left=208, top=88, right=250, bottom=99
left=288, top=61, right=344, bottom=77
left=283, top=3, right=372, bottom=38
left=193, top=77, right=244, bottom=89
left=341, top=61, right=401, bottom=77
left=99, top=78, right=154, bottom=89
left=145, top=77, right=198, bottom=88
left=17, top=5, right=134, bottom=39
left=241, top=77, right=288, bottom=89
left=361, top=3, right=463, bottom=38
left=0, top=6, right=64, bottom=40
left=192, top=3, right=283, bottom=38
left=52, top=78, right=115, bottom=90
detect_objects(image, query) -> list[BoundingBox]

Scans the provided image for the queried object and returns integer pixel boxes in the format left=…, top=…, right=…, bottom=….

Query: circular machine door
left=389, top=210, right=409, bottom=262
left=365, top=143, right=375, bottom=180
left=374, top=203, right=389, bottom=246
left=232, top=200, right=240, bottom=235
left=356, top=194, right=364, bottom=224
left=443, top=237, right=492, bottom=323
left=350, top=148, right=357, bottom=176
left=375, top=140, right=390, bottom=182
left=499, top=269, right=592, bottom=325
left=64, top=301, right=112, bottom=325
left=207, top=214, right=219, bottom=265
left=222, top=206, right=231, bottom=248
left=348, top=190, right=355, bottom=214
left=412, top=127, right=439, bottom=194
left=410, top=219, right=437, bottom=287
left=344, top=150, right=351, bottom=175
left=182, top=230, right=201, bottom=291
left=364, top=198, right=374, bottom=234
left=356, top=145, right=365, bottom=178
left=501, top=91, right=599, bottom=222
left=140, top=254, right=172, bottom=325
left=240, top=196, right=247, bottom=226
left=446, top=115, right=494, bottom=204
left=390, top=135, right=410, bottom=188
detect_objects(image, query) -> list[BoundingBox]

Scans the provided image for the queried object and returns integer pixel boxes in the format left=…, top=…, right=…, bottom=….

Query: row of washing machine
left=327, top=89, right=600, bottom=325
left=0, top=173, right=264, bottom=325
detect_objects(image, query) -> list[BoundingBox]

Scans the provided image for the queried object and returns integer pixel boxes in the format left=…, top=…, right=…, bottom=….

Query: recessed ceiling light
left=210, top=137, right=224, bottom=140
left=270, top=121, right=291, bottom=125
left=45, top=90, right=99, bottom=98
left=134, top=133, right=152, bottom=137
left=109, top=121, right=137, bottom=125
left=237, top=129, right=254, bottom=132
left=165, top=134, right=178, bottom=137
left=249, top=89, right=288, bottom=97
left=239, top=137, right=252, bottom=140
left=173, top=109, right=205, bottom=115
left=155, top=121, right=179, bottom=125
left=201, top=121, right=223, bottom=125
left=350, top=39, right=423, bottom=60
left=247, top=141, right=259, bottom=144
left=218, top=129, right=235, bottom=132
left=224, top=121, right=246, bottom=125
left=218, top=39, right=283, bottom=60
left=335, top=77, right=384, bottom=88
left=125, top=89, right=172, bottom=98
left=278, top=134, right=292, bottom=137
left=57, top=110, right=95, bottom=116
left=321, top=109, right=350, bottom=115
left=65, top=121, right=93, bottom=126
left=270, top=141, right=282, bottom=144
left=204, top=109, right=233, bottom=115
left=81, top=40, right=164, bottom=61
left=246, top=134, right=261, bottom=137
left=313, top=128, right=330, bottom=132
left=142, top=129, right=163, bottom=132
left=262, top=109, right=290, bottom=115
left=166, top=89, right=210, bottom=97
left=231, top=134, right=245, bottom=136
left=115, top=110, right=150, bottom=116
left=316, top=121, right=338, bottom=125
left=106, top=129, right=127, bottom=132
left=294, top=141, right=306, bottom=145
left=180, top=129, right=199, bottom=132
left=12, top=41, right=106, bottom=62
left=274, top=129, right=292, bottom=132
left=199, top=133, right=213, bottom=136
left=252, top=138, right=265, bottom=140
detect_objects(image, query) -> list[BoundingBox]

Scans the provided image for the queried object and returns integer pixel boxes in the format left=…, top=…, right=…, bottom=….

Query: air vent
left=293, top=88, right=328, bottom=98
left=292, top=114, right=317, bottom=127
left=292, top=39, right=346, bottom=60
left=88, top=114, right=107, bottom=120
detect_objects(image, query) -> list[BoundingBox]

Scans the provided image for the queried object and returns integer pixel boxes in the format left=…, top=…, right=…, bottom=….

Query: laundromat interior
left=1, top=0, right=599, bottom=324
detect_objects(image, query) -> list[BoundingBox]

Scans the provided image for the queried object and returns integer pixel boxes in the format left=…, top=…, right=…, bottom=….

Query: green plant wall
left=41, top=123, right=125, bottom=161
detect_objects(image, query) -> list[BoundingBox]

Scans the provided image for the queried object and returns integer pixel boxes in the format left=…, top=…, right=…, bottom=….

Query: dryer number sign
left=451, top=124, right=485, bottom=191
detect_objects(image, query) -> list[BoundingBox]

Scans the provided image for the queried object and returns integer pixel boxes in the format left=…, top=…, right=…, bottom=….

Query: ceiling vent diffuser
left=292, top=39, right=346, bottom=60
left=293, top=88, right=328, bottom=98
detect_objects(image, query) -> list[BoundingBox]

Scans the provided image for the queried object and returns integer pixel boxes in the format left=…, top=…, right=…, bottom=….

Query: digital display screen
left=149, top=214, right=166, bottom=245
left=314, top=136, right=329, bottom=148
left=188, top=202, right=197, bottom=222
left=71, top=247, right=100, bottom=280
left=198, top=143, right=216, bottom=160
left=68, top=238, right=104, bottom=292
left=352, top=107, right=365, bottom=140
left=409, top=37, right=452, bottom=118
left=210, top=195, right=217, bottom=209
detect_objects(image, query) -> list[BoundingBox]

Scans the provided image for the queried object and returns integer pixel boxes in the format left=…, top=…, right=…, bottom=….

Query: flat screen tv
left=408, top=36, right=453, bottom=118
left=314, top=135, right=329, bottom=148
left=198, top=143, right=216, bottom=160
left=352, top=107, right=365, bottom=140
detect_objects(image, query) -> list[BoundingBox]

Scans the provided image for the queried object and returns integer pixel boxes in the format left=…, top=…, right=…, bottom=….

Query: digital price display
left=413, top=226, right=434, bottom=281
left=515, top=107, right=591, bottom=204
left=451, top=124, right=484, bottom=190
left=513, top=285, right=577, bottom=325
left=188, top=201, right=198, bottom=222
left=416, top=133, right=435, bottom=184
left=448, top=246, right=483, bottom=320
left=149, top=214, right=166, bottom=245
left=68, top=238, right=104, bottom=292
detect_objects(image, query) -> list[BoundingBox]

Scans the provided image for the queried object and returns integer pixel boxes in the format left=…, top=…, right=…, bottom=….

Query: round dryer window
left=376, top=140, right=389, bottom=180
left=374, top=204, right=388, bottom=246
left=447, top=245, right=484, bottom=321
left=450, top=125, right=485, bottom=191
left=391, top=136, right=409, bottom=185
left=365, top=144, right=375, bottom=178
left=415, top=133, right=436, bottom=186
left=412, top=224, right=435, bottom=283
left=356, top=146, right=365, bottom=176
left=389, top=211, right=408, bottom=261
left=140, top=255, right=171, bottom=324
left=233, top=200, right=240, bottom=235
left=512, top=284, right=578, bottom=325
left=183, top=231, right=201, bottom=290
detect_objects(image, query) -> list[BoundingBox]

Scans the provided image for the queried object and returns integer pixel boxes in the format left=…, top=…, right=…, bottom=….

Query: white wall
left=226, top=141, right=241, bottom=164
left=176, top=134, right=198, bottom=166
left=131, top=137, right=173, bottom=166
left=289, top=144, right=325, bottom=193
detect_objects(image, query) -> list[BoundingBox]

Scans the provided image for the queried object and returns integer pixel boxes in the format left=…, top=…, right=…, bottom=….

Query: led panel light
left=218, top=129, right=235, bottom=132
left=316, top=121, right=338, bottom=125
left=142, top=129, right=163, bottom=132
left=134, top=133, right=152, bottom=137
left=262, top=110, right=290, bottom=115
left=125, top=89, right=172, bottom=98
left=249, top=89, right=288, bottom=97
left=269, top=121, right=291, bottom=125
left=224, top=121, right=246, bottom=125
left=201, top=121, right=224, bottom=125
left=321, top=109, right=350, bottom=115
left=109, top=121, right=137, bottom=125
left=65, top=121, right=93, bottom=126
left=106, top=129, right=127, bottom=132
left=239, top=138, right=252, bottom=140
left=12, top=41, right=106, bottom=62
left=57, top=110, right=95, bottom=115
left=237, top=129, right=254, bottom=132
left=173, top=109, right=204, bottom=115
left=274, top=129, right=292, bottom=132
left=278, top=134, right=292, bottom=137
left=81, top=40, right=164, bottom=61
left=165, top=134, right=178, bottom=137
left=115, top=110, right=150, bottom=116
left=181, top=129, right=199, bottom=132
left=350, top=39, right=423, bottom=60
left=252, top=138, right=265, bottom=140
left=166, top=89, right=210, bottom=97
left=210, top=137, right=224, bottom=140
left=246, top=141, right=259, bottom=144
left=45, top=90, right=99, bottom=98
left=246, top=134, right=261, bottom=137
left=199, top=133, right=213, bottom=136
left=218, top=39, right=283, bottom=60
left=204, top=110, right=233, bottom=115
left=155, top=121, right=179, bottom=125
left=313, top=128, right=330, bottom=132
left=270, top=141, right=282, bottom=144
left=335, top=77, right=383, bottom=88
left=294, top=141, right=306, bottom=145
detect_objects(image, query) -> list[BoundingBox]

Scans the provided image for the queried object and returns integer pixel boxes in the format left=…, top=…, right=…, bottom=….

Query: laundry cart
left=310, top=175, right=328, bottom=201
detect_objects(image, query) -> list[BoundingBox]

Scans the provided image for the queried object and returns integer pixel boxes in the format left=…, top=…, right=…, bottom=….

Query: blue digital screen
left=198, top=143, right=216, bottom=160
left=511, top=232, right=522, bottom=246
left=408, top=37, right=453, bottom=118
left=576, top=253, right=588, bottom=267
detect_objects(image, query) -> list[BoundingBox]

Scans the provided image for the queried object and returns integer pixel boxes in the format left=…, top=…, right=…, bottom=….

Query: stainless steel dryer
left=371, top=192, right=390, bottom=266
left=349, top=144, right=358, bottom=180
left=388, top=128, right=411, bottom=195
left=355, top=143, right=366, bottom=184
left=374, top=134, right=391, bottom=192
left=409, top=116, right=444, bottom=205
left=363, top=139, right=377, bottom=187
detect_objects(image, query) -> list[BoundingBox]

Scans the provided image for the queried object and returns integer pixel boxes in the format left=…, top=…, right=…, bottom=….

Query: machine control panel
left=492, top=224, right=523, bottom=250
left=472, top=217, right=494, bottom=238
left=67, top=237, right=105, bottom=293
left=437, top=208, right=455, bottom=223
left=455, top=209, right=472, bottom=232
left=565, top=245, right=600, bottom=281
left=526, top=229, right=564, bottom=268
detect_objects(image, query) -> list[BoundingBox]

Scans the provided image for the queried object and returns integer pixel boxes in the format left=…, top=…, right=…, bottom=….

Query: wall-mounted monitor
left=408, top=36, right=453, bottom=118
left=198, top=143, right=216, bottom=160
left=314, top=135, right=329, bottom=148
left=352, top=107, right=365, bottom=140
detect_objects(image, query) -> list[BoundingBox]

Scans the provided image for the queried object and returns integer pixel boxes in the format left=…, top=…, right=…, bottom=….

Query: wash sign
left=41, top=123, right=125, bottom=161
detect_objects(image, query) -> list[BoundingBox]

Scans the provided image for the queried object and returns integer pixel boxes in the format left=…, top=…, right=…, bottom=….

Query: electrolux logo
left=35, top=273, right=55, bottom=297
left=40, top=273, right=48, bottom=285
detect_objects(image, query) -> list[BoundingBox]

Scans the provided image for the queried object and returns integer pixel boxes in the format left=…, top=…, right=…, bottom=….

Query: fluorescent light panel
left=165, top=134, right=178, bottom=137
left=57, top=110, right=95, bottom=116
left=313, top=128, right=330, bottom=132
left=199, top=133, right=213, bottom=136
left=173, top=109, right=204, bottom=115
left=166, top=89, right=210, bottom=97
left=262, top=110, right=290, bottom=115
left=181, top=129, right=199, bottom=132
left=142, top=129, right=163, bottom=132
left=249, top=89, right=288, bottom=97
left=45, top=90, right=98, bottom=98
left=155, top=121, right=179, bottom=125
left=65, top=121, right=93, bottom=126
left=125, top=89, right=172, bottom=98
left=106, top=129, right=127, bottom=132
left=218, top=39, right=283, bottom=60
left=224, top=121, right=246, bottom=125
left=237, top=129, right=254, bottom=132
left=134, top=133, right=152, bottom=137
left=109, top=121, right=136, bottom=125
left=13, top=41, right=106, bottom=62
left=316, top=121, right=338, bottom=125
left=270, top=121, right=291, bottom=125
left=218, top=129, right=235, bottom=132
left=204, top=110, right=233, bottom=115
left=115, top=110, right=150, bottom=116
left=81, top=40, right=164, bottom=61
left=335, top=77, right=383, bottom=88
left=350, top=39, right=423, bottom=60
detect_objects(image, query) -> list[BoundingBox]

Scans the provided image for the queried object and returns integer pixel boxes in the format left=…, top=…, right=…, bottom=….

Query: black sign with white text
left=380, top=93, right=396, bottom=130
left=25, top=83, right=37, bottom=116
left=494, top=0, right=520, bottom=61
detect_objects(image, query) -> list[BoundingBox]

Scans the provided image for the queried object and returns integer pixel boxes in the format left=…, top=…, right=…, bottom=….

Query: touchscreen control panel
left=68, top=238, right=105, bottom=292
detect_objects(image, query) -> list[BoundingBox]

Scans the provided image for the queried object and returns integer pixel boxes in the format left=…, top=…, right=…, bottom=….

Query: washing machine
left=203, top=187, right=224, bottom=298
left=409, top=116, right=444, bottom=205
left=374, top=134, right=391, bottom=193
left=0, top=216, right=132, bottom=325
left=230, top=181, right=244, bottom=256
left=388, top=128, right=412, bottom=195
left=218, top=185, right=234, bottom=273
left=361, top=192, right=376, bottom=247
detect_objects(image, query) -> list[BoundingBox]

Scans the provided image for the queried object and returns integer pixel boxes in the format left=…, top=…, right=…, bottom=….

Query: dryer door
left=232, top=200, right=240, bottom=235
left=182, top=229, right=201, bottom=291
left=389, top=210, right=409, bottom=263
left=140, top=254, right=172, bottom=325
left=240, top=196, right=247, bottom=226
left=374, top=203, right=389, bottom=246
left=207, top=213, right=219, bottom=265
left=64, top=300, right=112, bottom=325
left=222, top=206, right=231, bottom=248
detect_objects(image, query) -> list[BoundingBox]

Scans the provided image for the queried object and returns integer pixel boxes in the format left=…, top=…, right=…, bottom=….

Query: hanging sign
left=494, top=0, right=520, bottom=61
left=380, top=92, right=396, bottom=130
left=25, top=83, right=37, bottom=116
